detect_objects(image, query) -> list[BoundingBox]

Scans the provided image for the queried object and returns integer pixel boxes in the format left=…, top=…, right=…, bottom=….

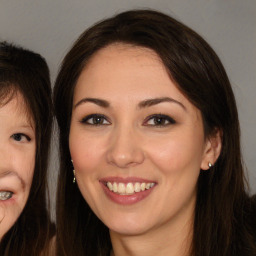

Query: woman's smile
left=69, top=43, right=212, bottom=236
left=99, top=176, right=157, bottom=205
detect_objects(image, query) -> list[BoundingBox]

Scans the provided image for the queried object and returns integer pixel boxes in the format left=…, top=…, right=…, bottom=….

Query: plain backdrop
left=1, top=0, right=255, bottom=217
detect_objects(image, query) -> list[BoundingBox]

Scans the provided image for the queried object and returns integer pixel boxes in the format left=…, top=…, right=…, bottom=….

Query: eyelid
left=0, top=176, right=24, bottom=193
left=80, top=114, right=111, bottom=125
left=143, top=114, right=176, bottom=126
left=11, top=133, right=31, bottom=142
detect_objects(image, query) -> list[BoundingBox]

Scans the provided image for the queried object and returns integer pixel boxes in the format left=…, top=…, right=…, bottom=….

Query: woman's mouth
left=106, top=181, right=155, bottom=195
left=100, top=178, right=157, bottom=205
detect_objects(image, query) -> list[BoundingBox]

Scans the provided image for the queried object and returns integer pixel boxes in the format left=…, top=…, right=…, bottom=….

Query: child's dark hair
left=0, top=42, right=55, bottom=255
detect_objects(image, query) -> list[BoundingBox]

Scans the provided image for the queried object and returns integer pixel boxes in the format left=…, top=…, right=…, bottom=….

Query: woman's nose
left=106, top=127, right=145, bottom=168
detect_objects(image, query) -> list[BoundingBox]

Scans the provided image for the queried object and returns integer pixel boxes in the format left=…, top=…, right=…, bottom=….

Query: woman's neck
left=110, top=211, right=194, bottom=256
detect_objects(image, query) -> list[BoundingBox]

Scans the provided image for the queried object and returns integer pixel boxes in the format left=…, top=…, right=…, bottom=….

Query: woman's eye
left=144, top=114, right=176, bottom=127
left=81, top=114, right=111, bottom=125
left=0, top=191, right=13, bottom=201
left=11, top=133, right=31, bottom=142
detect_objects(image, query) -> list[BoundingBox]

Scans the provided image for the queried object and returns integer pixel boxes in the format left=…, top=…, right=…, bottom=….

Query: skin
left=0, top=92, right=35, bottom=240
left=69, top=43, right=221, bottom=256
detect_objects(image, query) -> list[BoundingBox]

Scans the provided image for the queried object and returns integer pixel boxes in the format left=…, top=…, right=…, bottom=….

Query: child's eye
left=80, top=114, right=111, bottom=125
left=11, top=133, right=31, bottom=142
left=144, top=114, right=176, bottom=127
left=0, top=191, right=13, bottom=200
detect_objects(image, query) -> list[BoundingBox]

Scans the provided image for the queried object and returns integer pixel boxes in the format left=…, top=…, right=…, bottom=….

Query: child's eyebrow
left=14, top=121, right=35, bottom=130
left=0, top=171, right=26, bottom=191
left=19, top=125, right=34, bottom=129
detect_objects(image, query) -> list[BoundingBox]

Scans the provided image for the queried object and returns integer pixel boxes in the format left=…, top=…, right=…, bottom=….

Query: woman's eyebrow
left=0, top=171, right=26, bottom=190
left=74, top=98, right=110, bottom=109
left=74, top=97, right=186, bottom=110
left=138, top=97, right=186, bottom=111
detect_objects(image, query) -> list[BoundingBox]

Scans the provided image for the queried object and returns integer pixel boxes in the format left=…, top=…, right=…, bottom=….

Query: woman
left=0, top=42, right=54, bottom=255
left=53, top=10, right=256, bottom=256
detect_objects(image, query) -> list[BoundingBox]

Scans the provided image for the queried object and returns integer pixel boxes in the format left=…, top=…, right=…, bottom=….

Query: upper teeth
left=106, top=182, right=155, bottom=195
left=0, top=191, right=13, bottom=201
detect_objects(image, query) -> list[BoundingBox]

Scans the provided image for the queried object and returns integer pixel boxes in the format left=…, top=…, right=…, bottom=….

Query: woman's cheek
left=145, top=138, right=181, bottom=170
left=70, top=135, right=106, bottom=172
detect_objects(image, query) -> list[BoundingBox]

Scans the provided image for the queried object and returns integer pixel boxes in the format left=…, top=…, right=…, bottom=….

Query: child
left=0, top=42, right=55, bottom=255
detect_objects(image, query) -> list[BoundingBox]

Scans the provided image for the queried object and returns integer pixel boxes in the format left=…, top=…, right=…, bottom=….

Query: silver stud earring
left=208, top=162, right=212, bottom=168
left=71, top=159, right=76, bottom=183
left=73, top=169, right=76, bottom=183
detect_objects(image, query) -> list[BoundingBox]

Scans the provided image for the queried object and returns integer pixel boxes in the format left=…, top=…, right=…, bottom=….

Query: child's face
left=0, top=92, right=36, bottom=240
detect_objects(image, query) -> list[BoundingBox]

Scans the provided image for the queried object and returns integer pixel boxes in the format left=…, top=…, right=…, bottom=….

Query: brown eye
left=81, top=114, right=111, bottom=125
left=144, top=114, right=176, bottom=127
left=92, top=116, right=105, bottom=125
left=153, top=117, right=168, bottom=125
left=11, top=133, right=31, bottom=142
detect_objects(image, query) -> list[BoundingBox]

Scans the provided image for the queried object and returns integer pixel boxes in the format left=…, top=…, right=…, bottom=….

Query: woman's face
left=0, top=92, right=35, bottom=239
left=69, top=44, right=213, bottom=236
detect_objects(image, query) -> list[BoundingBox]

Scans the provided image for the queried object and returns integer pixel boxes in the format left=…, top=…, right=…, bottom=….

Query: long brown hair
left=0, top=42, right=55, bottom=255
left=54, top=10, right=256, bottom=256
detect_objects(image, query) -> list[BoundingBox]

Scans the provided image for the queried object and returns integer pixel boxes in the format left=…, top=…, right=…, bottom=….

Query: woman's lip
left=100, top=179, right=157, bottom=205
left=99, top=176, right=156, bottom=184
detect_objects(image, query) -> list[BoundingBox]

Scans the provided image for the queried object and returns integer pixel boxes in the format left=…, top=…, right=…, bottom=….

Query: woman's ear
left=200, top=129, right=222, bottom=170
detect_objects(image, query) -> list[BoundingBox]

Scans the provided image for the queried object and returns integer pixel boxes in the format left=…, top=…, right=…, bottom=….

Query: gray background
left=1, top=0, right=255, bottom=215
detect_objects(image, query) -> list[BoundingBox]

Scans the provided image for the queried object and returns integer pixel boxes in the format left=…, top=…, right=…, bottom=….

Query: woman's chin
left=107, top=218, right=153, bottom=237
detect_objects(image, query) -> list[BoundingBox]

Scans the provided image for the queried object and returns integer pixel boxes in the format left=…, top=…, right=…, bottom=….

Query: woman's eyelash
left=80, top=114, right=111, bottom=125
left=80, top=114, right=175, bottom=127
left=144, top=114, right=176, bottom=127
left=11, top=133, right=31, bottom=142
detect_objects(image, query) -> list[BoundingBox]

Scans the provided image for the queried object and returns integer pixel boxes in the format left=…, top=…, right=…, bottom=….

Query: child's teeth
left=134, top=182, right=141, bottom=192
left=126, top=183, right=134, bottom=194
left=106, top=182, right=155, bottom=195
left=145, top=183, right=151, bottom=189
